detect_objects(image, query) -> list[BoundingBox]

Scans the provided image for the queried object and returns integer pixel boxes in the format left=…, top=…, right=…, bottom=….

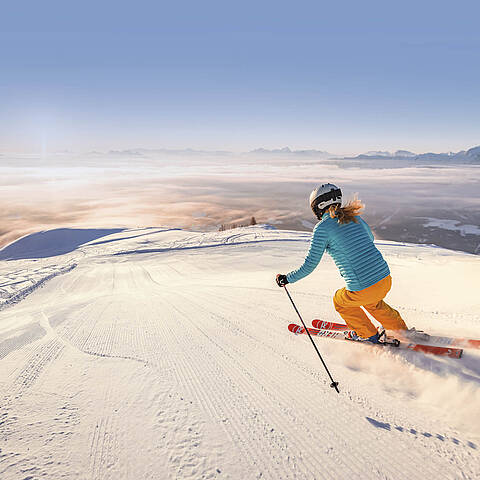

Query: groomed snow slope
left=0, top=226, right=479, bottom=480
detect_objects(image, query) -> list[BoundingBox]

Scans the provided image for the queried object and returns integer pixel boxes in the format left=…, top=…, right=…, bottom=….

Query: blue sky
left=1, top=0, right=479, bottom=154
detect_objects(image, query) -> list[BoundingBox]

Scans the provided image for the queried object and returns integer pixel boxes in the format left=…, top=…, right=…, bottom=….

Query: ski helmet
left=309, top=183, right=342, bottom=219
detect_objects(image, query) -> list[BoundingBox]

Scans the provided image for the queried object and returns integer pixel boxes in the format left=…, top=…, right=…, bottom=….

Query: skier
left=276, top=183, right=409, bottom=343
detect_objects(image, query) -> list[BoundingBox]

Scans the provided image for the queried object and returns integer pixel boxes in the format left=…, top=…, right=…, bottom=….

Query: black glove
left=276, top=274, right=289, bottom=287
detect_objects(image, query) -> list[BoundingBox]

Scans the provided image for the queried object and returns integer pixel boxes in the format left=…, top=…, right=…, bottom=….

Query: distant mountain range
left=248, top=147, right=331, bottom=157
left=353, top=150, right=416, bottom=158
left=79, top=145, right=480, bottom=163
left=249, top=145, right=480, bottom=163
left=346, top=145, right=480, bottom=163
left=101, top=148, right=233, bottom=157
left=250, top=146, right=480, bottom=165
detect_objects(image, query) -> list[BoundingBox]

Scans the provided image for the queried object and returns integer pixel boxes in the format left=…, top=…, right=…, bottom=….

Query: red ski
left=311, top=320, right=350, bottom=332
left=312, top=319, right=479, bottom=350
left=288, top=323, right=463, bottom=359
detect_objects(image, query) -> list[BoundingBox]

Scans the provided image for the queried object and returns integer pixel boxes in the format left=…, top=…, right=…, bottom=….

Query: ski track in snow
left=0, top=226, right=479, bottom=479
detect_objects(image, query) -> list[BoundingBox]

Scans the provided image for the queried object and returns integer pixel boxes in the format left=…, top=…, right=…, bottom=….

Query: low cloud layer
left=1, top=152, right=479, bottom=253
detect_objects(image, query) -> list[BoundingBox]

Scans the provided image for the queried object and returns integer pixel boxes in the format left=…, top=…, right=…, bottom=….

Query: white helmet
left=309, top=183, right=342, bottom=219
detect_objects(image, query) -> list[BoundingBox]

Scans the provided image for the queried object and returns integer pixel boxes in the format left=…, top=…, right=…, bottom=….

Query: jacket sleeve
left=286, top=223, right=328, bottom=283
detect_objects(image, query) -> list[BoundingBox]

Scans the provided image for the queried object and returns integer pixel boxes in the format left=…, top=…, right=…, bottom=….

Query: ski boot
left=346, top=328, right=400, bottom=347
left=345, top=329, right=382, bottom=344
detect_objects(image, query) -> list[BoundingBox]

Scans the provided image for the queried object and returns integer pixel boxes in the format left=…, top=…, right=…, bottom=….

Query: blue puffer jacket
left=286, top=213, right=390, bottom=291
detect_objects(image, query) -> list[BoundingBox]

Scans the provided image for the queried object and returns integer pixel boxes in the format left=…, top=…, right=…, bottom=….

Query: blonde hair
left=329, top=196, right=364, bottom=224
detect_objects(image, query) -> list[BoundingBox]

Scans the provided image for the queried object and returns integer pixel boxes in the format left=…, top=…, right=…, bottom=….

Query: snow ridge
left=0, top=263, right=77, bottom=311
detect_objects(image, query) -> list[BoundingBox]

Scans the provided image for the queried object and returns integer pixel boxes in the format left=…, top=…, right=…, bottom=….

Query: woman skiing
left=276, top=183, right=408, bottom=343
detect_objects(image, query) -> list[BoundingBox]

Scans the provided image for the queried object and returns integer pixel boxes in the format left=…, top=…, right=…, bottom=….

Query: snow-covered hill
left=0, top=226, right=479, bottom=479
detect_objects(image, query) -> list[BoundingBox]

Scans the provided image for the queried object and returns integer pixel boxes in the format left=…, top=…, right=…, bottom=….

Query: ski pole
left=283, top=285, right=340, bottom=393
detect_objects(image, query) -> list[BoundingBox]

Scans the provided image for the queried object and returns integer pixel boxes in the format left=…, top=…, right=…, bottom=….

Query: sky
left=1, top=0, right=479, bottom=154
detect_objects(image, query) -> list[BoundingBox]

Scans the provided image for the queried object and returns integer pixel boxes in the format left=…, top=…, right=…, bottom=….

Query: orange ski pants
left=333, top=275, right=407, bottom=338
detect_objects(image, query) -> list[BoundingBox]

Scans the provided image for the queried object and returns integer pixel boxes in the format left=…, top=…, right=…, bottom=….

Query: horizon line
left=1, top=143, right=479, bottom=158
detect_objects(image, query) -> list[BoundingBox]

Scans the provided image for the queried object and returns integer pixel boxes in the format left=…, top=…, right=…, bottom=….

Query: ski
left=288, top=323, right=463, bottom=359
left=311, top=320, right=350, bottom=332
left=312, top=319, right=479, bottom=350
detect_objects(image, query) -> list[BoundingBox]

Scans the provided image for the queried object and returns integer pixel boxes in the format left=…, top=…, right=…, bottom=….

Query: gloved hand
left=276, top=274, right=289, bottom=287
